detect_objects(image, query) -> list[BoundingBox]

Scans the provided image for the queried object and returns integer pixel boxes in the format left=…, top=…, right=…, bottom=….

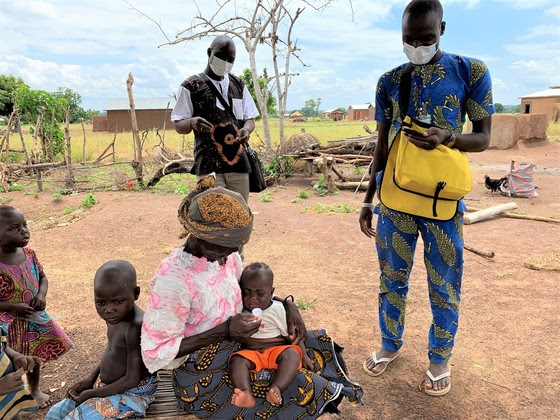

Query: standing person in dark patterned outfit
left=171, top=35, right=260, bottom=204
left=359, top=0, right=494, bottom=396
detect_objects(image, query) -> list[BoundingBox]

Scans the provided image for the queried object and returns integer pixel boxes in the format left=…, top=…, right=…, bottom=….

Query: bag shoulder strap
left=199, top=73, right=239, bottom=125
left=398, top=63, right=413, bottom=120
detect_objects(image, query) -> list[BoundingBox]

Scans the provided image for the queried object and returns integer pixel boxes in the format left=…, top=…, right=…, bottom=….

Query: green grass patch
left=259, top=193, right=272, bottom=202
left=298, top=189, right=309, bottom=199
left=62, top=206, right=78, bottom=215
left=296, top=298, right=317, bottom=310
left=7, top=183, right=24, bottom=192
left=302, top=203, right=359, bottom=214
left=52, top=192, right=63, bottom=203
left=0, top=196, right=12, bottom=204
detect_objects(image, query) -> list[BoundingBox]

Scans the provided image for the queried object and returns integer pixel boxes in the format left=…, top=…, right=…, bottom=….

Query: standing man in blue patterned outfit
left=359, top=0, right=494, bottom=396
left=172, top=35, right=260, bottom=204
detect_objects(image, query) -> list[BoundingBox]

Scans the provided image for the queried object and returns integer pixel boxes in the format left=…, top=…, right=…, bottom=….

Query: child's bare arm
left=30, top=270, right=48, bottom=311
left=68, top=364, right=100, bottom=399
left=73, top=323, right=144, bottom=404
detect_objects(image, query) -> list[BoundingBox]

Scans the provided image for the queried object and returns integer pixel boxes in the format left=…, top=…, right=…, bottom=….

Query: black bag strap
left=199, top=72, right=239, bottom=126
left=398, top=63, right=414, bottom=122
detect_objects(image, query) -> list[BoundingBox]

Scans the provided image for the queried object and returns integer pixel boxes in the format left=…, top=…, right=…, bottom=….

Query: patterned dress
left=373, top=52, right=495, bottom=363
left=141, top=248, right=363, bottom=419
left=0, top=325, right=38, bottom=419
left=0, top=248, right=73, bottom=361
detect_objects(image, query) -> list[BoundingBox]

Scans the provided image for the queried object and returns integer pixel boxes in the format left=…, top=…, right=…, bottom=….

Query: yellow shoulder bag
left=379, top=65, right=472, bottom=221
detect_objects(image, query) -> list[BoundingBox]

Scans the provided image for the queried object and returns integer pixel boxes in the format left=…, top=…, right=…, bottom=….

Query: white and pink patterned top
left=141, top=247, right=243, bottom=373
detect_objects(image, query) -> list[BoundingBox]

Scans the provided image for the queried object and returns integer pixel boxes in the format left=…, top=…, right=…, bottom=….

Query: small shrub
left=82, top=193, right=98, bottom=208
left=354, top=166, right=364, bottom=174
left=62, top=206, right=77, bottom=215
left=298, top=189, right=309, bottom=199
left=312, top=176, right=339, bottom=196
left=259, top=193, right=272, bottom=202
left=291, top=197, right=301, bottom=203
left=264, top=156, right=294, bottom=176
left=173, top=184, right=189, bottom=195
left=7, top=183, right=24, bottom=192
left=296, top=298, right=316, bottom=310
left=52, top=192, right=63, bottom=203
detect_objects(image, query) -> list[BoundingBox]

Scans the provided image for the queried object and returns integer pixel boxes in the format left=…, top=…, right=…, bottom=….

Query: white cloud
left=518, top=24, right=560, bottom=40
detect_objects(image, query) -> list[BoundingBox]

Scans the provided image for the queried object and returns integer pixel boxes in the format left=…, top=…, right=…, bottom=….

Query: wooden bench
left=144, top=370, right=196, bottom=419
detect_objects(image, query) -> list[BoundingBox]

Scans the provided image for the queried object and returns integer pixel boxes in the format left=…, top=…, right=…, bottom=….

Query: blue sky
left=1, top=0, right=559, bottom=112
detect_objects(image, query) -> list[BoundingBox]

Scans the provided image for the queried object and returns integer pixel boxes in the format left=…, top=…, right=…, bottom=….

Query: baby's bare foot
left=266, top=385, right=282, bottom=406
left=231, top=388, right=256, bottom=408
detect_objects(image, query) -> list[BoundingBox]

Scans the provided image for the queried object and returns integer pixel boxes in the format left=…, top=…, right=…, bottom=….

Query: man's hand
left=30, top=293, right=46, bottom=311
left=190, top=117, right=213, bottom=133
left=237, top=128, right=250, bottom=143
left=11, top=303, right=35, bottom=318
left=406, top=127, right=449, bottom=150
left=0, top=368, right=25, bottom=394
left=359, top=207, right=376, bottom=238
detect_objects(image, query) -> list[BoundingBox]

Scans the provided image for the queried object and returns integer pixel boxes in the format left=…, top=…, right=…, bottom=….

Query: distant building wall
left=520, top=96, right=559, bottom=121
left=348, top=105, right=374, bottom=121
left=106, top=109, right=173, bottom=132
left=92, top=115, right=107, bottom=132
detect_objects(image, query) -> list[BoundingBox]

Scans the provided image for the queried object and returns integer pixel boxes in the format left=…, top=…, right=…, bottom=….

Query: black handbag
left=201, top=73, right=267, bottom=193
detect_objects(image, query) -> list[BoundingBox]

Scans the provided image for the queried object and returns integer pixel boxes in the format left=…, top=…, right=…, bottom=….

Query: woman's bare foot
left=422, top=362, right=451, bottom=393
left=363, top=348, right=399, bottom=375
left=266, top=385, right=282, bottom=405
left=31, top=390, right=52, bottom=408
left=231, top=388, right=256, bottom=408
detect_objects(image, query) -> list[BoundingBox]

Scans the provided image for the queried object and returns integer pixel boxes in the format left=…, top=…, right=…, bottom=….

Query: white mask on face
left=210, top=56, right=234, bottom=76
left=403, top=42, right=438, bottom=65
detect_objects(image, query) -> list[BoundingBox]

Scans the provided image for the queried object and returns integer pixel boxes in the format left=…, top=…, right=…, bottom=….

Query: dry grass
left=12, top=119, right=374, bottom=163
left=524, top=252, right=560, bottom=272
left=547, top=121, right=560, bottom=142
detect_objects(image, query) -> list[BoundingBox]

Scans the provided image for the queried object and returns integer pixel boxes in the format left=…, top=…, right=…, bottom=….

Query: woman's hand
left=13, top=355, right=41, bottom=373
left=284, top=301, right=307, bottom=345
left=302, top=354, right=315, bottom=371
left=229, top=313, right=260, bottom=343
left=0, top=368, right=25, bottom=394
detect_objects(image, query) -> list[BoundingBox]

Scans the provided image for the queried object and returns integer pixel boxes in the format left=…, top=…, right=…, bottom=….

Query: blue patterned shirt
left=375, top=52, right=495, bottom=147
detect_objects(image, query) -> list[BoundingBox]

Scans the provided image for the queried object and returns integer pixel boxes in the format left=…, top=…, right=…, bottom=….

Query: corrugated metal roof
left=520, top=88, right=560, bottom=99
left=349, top=103, right=374, bottom=110
left=104, top=98, right=177, bottom=111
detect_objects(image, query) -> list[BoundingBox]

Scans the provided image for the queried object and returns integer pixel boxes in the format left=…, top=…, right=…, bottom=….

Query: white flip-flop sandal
left=420, top=369, right=451, bottom=396
left=362, top=350, right=400, bottom=377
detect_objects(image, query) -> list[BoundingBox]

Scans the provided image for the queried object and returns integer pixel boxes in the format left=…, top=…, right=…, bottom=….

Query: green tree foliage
left=15, top=85, right=68, bottom=157
left=494, top=103, right=505, bottom=113
left=301, top=99, right=317, bottom=117
left=239, top=68, right=277, bottom=117
left=53, top=87, right=99, bottom=123
left=0, top=75, right=28, bottom=115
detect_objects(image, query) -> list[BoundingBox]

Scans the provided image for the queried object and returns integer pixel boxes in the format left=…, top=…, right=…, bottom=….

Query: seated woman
left=141, top=177, right=362, bottom=418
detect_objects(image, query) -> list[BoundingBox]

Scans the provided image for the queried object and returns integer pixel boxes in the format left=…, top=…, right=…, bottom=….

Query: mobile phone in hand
left=402, top=127, right=424, bottom=137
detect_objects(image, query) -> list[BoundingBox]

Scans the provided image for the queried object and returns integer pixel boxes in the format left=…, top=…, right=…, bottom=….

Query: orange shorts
left=231, top=345, right=302, bottom=372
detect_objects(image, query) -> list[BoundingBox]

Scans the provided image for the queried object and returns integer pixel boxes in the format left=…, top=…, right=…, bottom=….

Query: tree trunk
left=15, top=112, right=32, bottom=168
left=81, top=118, right=87, bottom=164
left=64, top=108, right=75, bottom=189
left=48, top=108, right=55, bottom=161
left=247, top=45, right=273, bottom=155
left=126, top=72, right=144, bottom=183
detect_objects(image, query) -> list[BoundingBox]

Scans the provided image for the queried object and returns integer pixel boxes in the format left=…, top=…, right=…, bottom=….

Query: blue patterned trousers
left=375, top=203, right=464, bottom=364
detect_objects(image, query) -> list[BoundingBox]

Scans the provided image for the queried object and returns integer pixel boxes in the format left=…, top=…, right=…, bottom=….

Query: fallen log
left=466, top=206, right=560, bottom=225
left=335, top=181, right=369, bottom=190
left=464, top=244, right=494, bottom=259
left=464, top=202, right=518, bottom=225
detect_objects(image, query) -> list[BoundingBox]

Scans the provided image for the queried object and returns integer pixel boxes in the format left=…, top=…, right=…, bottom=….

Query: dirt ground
left=10, top=141, right=560, bottom=419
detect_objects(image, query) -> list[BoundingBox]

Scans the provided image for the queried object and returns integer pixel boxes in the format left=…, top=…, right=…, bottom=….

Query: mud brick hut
left=321, top=108, right=345, bottom=121
left=103, top=98, right=177, bottom=132
left=347, top=103, right=375, bottom=121
left=520, top=86, right=560, bottom=122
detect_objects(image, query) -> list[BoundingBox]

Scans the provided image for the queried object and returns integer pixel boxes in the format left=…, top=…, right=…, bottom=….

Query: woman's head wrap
left=178, top=176, right=253, bottom=248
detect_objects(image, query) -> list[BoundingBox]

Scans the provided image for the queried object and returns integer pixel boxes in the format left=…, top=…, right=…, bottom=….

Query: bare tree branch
left=123, top=0, right=171, bottom=43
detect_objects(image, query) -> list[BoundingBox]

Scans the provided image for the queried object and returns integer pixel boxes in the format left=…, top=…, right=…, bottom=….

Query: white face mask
left=403, top=42, right=438, bottom=65
left=210, top=56, right=234, bottom=76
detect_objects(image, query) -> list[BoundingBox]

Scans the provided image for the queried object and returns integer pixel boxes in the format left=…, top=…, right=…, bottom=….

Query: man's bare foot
left=421, top=362, right=451, bottom=394
left=31, top=390, right=52, bottom=408
left=363, top=348, right=399, bottom=376
left=231, top=388, right=256, bottom=408
left=266, top=385, right=282, bottom=406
